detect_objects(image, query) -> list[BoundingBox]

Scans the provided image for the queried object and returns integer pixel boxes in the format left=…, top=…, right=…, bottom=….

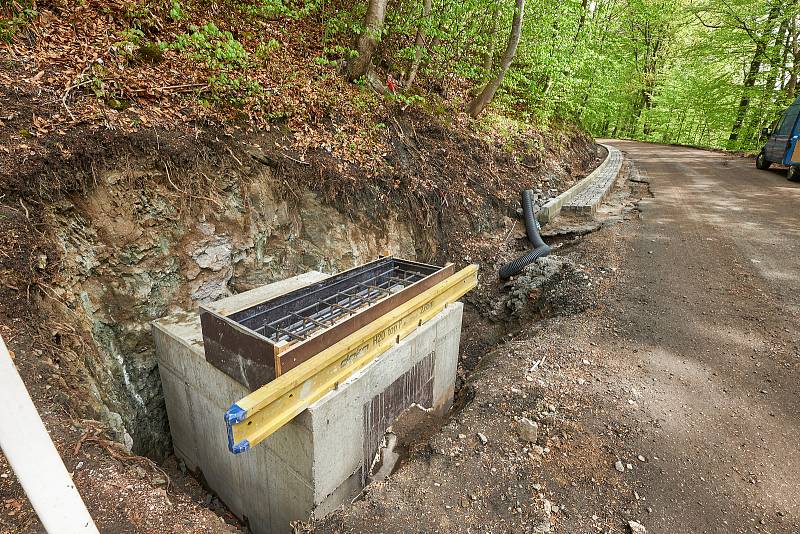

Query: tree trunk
left=778, top=20, right=792, bottom=89
left=577, top=6, right=613, bottom=118
left=675, top=110, right=687, bottom=143
left=787, top=17, right=799, bottom=98
left=467, top=0, right=525, bottom=119
left=727, top=48, right=767, bottom=147
left=727, top=2, right=781, bottom=147
left=628, top=17, right=664, bottom=137
left=574, top=0, right=589, bottom=42
left=745, top=16, right=790, bottom=146
left=405, top=0, right=433, bottom=88
left=346, top=0, right=390, bottom=81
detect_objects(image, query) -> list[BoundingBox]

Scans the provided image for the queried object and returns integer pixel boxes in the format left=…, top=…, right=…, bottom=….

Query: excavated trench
left=43, top=163, right=421, bottom=458
left=9, top=123, right=599, bottom=471
left=45, top=183, right=557, bottom=462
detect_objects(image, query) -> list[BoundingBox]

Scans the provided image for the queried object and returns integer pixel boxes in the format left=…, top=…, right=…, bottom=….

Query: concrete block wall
left=152, top=273, right=463, bottom=534
left=538, top=144, right=623, bottom=223
left=562, top=145, right=623, bottom=215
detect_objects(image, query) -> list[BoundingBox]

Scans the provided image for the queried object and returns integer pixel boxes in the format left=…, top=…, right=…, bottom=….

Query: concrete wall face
left=152, top=274, right=463, bottom=534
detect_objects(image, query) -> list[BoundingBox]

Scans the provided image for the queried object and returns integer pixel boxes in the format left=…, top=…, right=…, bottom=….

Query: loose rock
left=516, top=418, right=539, bottom=443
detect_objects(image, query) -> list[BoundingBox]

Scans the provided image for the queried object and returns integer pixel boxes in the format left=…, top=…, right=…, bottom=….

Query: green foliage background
left=318, top=0, right=800, bottom=151
left=7, top=0, right=797, bottom=151
left=346, top=0, right=800, bottom=151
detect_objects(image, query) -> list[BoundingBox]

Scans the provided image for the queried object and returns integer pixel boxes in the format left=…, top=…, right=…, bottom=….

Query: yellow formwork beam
left=224, top=264, right=478, bottom=454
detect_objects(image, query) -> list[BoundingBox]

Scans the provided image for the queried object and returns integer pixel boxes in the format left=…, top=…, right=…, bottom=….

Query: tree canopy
left=339, top=0, right=799, bottom=150
left=5, top=0, right=797, bottom=151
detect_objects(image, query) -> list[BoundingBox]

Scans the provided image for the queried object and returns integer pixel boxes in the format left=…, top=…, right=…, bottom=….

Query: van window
left=777, top=105, right=800, bottom=136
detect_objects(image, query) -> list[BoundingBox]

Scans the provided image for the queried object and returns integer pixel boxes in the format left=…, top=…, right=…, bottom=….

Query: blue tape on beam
left=225, top=403, right=247, bottom=424
left=224, top=403, right=250, bottom=454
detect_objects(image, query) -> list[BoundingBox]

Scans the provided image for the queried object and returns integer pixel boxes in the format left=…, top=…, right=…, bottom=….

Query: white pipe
left=0, top=335, right=99, bottom=533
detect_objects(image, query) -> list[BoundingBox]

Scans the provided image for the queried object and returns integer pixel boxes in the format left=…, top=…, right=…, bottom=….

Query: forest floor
left=316, top=141, right=800, bottom=534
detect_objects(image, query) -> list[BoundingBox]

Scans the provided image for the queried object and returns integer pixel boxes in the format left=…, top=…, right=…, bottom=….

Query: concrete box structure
left=152, top=271, right=463, bottom=534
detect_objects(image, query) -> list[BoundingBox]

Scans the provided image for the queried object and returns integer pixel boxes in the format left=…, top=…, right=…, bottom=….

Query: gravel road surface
left=600, top=140, right=800, bottom=533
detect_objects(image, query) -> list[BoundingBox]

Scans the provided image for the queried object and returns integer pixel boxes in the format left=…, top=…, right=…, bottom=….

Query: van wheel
left=756, top=152, right=771, bottom=170
left=789, top=166, right=799, bottom=182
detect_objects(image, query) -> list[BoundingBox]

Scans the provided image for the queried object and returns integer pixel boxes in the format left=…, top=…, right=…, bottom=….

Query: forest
left=2, top=0, right=799, bottom=153
left=341, top=0, right=800, bottom=151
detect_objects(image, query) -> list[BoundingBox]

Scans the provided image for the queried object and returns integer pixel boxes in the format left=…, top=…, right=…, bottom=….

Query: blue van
left=756, top=96, right=800, bottom=181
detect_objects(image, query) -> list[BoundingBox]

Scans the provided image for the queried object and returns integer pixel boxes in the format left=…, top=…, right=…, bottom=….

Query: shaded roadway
left=598, top=140, right=800, bottom=533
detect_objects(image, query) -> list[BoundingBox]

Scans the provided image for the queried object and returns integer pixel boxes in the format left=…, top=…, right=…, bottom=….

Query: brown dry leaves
left=1, top=0, right=388, bottom=172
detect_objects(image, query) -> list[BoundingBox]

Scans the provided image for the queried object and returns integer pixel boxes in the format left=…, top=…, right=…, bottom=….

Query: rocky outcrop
left=45, top=163, right=415, bottom=458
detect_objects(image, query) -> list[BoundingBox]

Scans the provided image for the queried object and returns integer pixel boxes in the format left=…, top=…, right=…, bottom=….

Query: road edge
left=538, top=143, right=622, bottom=224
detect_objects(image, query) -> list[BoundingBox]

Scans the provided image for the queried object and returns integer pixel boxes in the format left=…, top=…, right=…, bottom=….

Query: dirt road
left=599, top=140, right=800, bottom=533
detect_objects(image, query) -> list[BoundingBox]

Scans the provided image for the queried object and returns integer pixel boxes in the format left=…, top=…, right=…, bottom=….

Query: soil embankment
left=0, top=106, right=599, bottom=530
left=1, top=3, right=602, bottom=530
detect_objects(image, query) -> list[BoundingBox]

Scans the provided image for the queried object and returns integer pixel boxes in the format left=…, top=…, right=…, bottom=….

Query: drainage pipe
left=0, top=335, right=99, bottom=533
left=499, top=190, right=551, bottom=279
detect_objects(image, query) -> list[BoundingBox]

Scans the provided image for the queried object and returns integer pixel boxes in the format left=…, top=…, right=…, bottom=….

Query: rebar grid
left=251, top=267, right=426, bottom=344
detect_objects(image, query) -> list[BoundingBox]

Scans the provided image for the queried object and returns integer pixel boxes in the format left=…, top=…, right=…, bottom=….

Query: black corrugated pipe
left=499, top=190, right=551, bottom=279
left=520, top=189, right=547, bottom=249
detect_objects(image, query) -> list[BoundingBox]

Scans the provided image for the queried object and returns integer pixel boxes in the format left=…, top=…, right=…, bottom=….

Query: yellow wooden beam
left=224, top=264, right=478, bottom=454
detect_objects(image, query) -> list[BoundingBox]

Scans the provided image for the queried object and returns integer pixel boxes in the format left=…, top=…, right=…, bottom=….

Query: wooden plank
left=223, top=264, right=478, bottom=454
left=200, top=309, right=277, bottom=389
